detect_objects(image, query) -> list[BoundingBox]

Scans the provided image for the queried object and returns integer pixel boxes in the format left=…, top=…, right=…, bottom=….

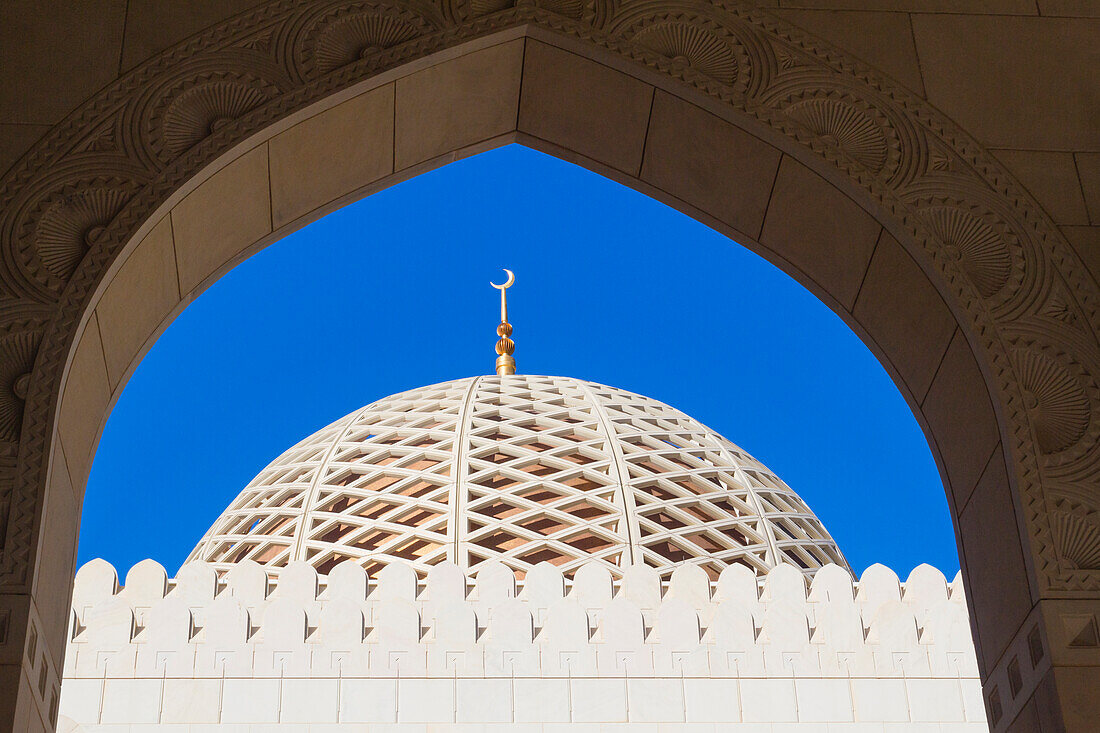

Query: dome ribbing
left=188, top=375, right=847, bottom=579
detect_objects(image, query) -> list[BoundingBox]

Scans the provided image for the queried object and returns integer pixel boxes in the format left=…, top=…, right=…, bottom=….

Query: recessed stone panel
left=1076, top=153, right=1100, bottom=226
left=0, top=0, right=127, bottom=125
left=959, top=446, right=1033, bottom=674
left=394, top=40, right=523, bottom=170
left=0, top=124, right=49, bottom=177
left=57, top=314, right=111, bottom=491
left=519, top=40, right=654, bottom=176
left=641, top=91, right=782, bottom=241
left=30, top=446, right=78, bottom=669
left=119, top=0, right=264, bottom=71
left=171, top=144, right=272, bottom=296
left=95, top=215, right=181, bottom=390
left=270, top=84, right=395, bottom=229
left=921, top=330, right=1001, bottom=512
left=759, top=156, right=881, bottom=310
left=772, top=9, right=926, bottom=94
left=993, top=150, right=1089, bottom=226
left=853, top=232, right=957, bottom=401
left=912, top=15, right=1100, bottom=149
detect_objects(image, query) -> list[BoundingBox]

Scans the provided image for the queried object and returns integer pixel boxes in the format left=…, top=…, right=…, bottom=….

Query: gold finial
left=490, top=269, right=516, bottom=376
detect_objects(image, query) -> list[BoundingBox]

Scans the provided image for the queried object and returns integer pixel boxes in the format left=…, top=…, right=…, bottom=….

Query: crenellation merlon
left=64, top=557, right=976, bottom=681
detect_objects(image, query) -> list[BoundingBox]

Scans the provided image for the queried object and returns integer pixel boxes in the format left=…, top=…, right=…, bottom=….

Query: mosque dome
left=188, top=374, right=848, bottom=580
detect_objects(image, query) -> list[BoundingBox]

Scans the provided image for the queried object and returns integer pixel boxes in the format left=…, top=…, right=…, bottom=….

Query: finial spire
left=490, top=269, right=516, bottom=376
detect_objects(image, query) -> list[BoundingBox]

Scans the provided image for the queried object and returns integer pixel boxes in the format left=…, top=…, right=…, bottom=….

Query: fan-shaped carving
left=162, top=81, right=274, bottom=158
left=1050, top=497, right=1100, bottom=570
left=312, top=12, right=424, bottom=73
left=0, top=330, right=41, bottom=443
left=630, top=22, right=740, bottom=85
left=785, top=97, right=889, bottom=172
left=536, top=0, right=584, bottom=19
left=468, top=0, right=513, bottom=15
left=31, top=187, right=131, bottom=285
left=920, top=206, right=1012, bottom=299
left=1012, top=348, right=1090, bottom=454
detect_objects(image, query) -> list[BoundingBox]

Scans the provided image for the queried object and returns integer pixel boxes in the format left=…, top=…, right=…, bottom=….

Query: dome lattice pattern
left=188, top=376, right=847, bottom=579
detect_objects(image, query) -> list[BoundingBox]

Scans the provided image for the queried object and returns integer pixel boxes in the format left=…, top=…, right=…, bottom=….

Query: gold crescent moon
left=490, top=268, right=515, bottom=290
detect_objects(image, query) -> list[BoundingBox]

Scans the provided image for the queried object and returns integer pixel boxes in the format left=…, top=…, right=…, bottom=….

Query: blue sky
left=79, top=144, right=959, bottom=579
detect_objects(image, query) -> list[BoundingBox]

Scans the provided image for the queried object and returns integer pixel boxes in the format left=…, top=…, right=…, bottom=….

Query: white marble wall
left=58, top=559, right=987, bottom=730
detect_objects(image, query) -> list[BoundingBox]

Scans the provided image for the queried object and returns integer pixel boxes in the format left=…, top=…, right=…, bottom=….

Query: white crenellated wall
left=59, top=559, right=988, bottom=731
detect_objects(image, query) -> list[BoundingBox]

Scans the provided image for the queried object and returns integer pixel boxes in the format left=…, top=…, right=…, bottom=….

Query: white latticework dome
left=188, top=375, right=847, bottom=579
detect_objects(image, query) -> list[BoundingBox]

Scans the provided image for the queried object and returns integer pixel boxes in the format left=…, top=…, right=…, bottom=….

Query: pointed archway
left=0, top=5, right=1097, bottom=731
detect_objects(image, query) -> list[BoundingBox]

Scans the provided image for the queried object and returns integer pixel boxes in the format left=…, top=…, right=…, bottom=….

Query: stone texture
left=1062, top=226, right=1100, bottom=286
left=57, top=315, right=111, bottom=491
left=1039, top=0, right=1100, bottom=15
left=959, top=447, right=1034, bottom=674
left=571, top=678, right=627, bottom=722
left=759, top=156, right=882, bottom=310
left=1075, top=153, right=1100, bottom=226
left=628, top=679, right=684, bottom=722
left=780, top=0, right=1035, bottom=9
left=221, top=678, right=279, bottom=723
left=455, top=679, right=511, bottom=723
left=912, top=15, right=1100, bottom=149
left=641, top=91, right=782, bottom=240
left=171, top=144, right=272, bottom=295
left=851, top=678, right=909, bottom=722
left=772, top=9, right=926, bottom=94
left=100, top=679, right=161, bottom=724
left=394, top=40, right=523, bottom=170
left=397, top=678, right=454, bottom=723
left=519, top=41, right=654, bottom=176
left=683, top=679, right=741, bottom=723
left=513, top=679, right=570, bottom=722
left=740, top=679, right=797, bottom=722
left=1052, top=664, right=1100, bottom=732
left=30, top=448, right=78, bottom=669
left=270, top=84, right=395, bottom=229
left=282, top=679, right=338, bottom=723
left=95, top=216, right=181, bottom=390
left=120, top=0, right=267, bottom=71
left=161, top=679, right=220, bottom=723
left=921, top=330, right=1001, bottom=512
left=340, top=679, right=397, bottom=723
left=0, top=124, right=49, bottom=177
left=853, top=232, right=957, bottom=401
left=993, top=150, right=1091, bottom=225
left=795, top=678, right=854, bottom=721
left=0, top=0, right=127, bottom=125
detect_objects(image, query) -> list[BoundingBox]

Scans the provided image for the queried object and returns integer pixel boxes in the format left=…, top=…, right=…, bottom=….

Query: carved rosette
left=150, top=73, right=285, bottom=161
left=774, top=88, right=900, bottom=178
left=904, top=197, right=1032, bottom=317
left=1048, top=490, right=1100, bottom=571
left=13, top=176, right=144, bottom=297
left=0, top=0, right=1093, bottom=597
left=291, top=1, right=440, bottom=78
left=610, top=8, right=766, bottom=95
left=1012, top=346, right=1092, bottom=456
left=0, top=308, right=51, bottom=453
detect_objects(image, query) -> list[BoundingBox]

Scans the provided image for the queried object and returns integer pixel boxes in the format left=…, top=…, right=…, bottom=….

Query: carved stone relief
left=0, top=0, right=1096, bottom=599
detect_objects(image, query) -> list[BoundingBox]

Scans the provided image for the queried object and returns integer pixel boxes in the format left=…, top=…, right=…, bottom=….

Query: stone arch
left=0, top=3, right=1096, bottom=731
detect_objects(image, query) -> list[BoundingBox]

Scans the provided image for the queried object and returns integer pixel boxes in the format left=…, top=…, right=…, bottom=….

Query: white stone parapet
left=59, top=558, right=988, bottom=730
